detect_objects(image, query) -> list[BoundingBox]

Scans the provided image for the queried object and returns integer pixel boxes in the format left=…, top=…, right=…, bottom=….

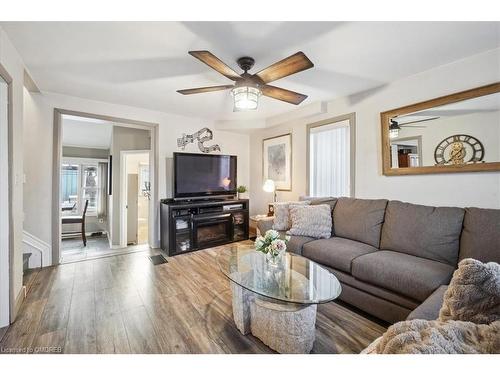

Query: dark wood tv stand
left=160, top=198, right=249, bottom=256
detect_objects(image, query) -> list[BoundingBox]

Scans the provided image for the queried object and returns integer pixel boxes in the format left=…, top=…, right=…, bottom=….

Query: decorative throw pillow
left=439, top=258, right=500, bottom=324
left=272, top=201, right=310, bottom=231
left=286, top=204, right=332, bottom=239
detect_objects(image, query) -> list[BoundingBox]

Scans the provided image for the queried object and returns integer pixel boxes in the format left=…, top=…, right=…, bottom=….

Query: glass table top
left=216, top=243, right=342, bottom=305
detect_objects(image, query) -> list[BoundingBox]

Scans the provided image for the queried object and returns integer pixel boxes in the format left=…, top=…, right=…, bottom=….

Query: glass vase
left=265, top=251, right=282, bottom=267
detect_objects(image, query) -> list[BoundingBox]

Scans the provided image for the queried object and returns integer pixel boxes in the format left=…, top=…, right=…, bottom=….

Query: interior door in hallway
left=127, top=174, right=138, bottom=245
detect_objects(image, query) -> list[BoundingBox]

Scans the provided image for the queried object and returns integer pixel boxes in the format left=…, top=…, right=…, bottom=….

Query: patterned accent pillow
left=287, top=204, right=332, bottom=239
left=272, top=201, right=310, bottom=231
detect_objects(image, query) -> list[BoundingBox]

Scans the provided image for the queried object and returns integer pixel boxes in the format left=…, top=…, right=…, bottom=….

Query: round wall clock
left=434, top=134, right=484, bottom=165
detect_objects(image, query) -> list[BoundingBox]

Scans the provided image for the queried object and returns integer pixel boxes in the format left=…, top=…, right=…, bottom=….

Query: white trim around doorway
left=0, top=64, right=13, bottom=327
left=53, top=109, right=159, bottom=265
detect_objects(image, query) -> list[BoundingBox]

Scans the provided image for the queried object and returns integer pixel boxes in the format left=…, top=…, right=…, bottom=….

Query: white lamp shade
left=262, top=179, right=276, bottom=193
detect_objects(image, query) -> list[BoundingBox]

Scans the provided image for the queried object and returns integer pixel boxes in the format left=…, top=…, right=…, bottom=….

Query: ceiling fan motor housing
left=237, top=56, right=255, bottom=72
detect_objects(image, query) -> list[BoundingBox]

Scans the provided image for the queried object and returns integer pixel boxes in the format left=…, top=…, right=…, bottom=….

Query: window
left=308, top=114, right=355, bottom=197
left=61, top=160, right=102, bottom=215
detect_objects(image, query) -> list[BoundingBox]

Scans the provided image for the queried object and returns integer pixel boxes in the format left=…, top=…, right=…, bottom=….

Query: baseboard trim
left=11, top=287, right=25, bottom=323
left=23, top=230, right=51, bottom=267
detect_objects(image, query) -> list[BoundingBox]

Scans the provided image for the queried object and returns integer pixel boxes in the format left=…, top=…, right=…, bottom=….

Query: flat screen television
left=173, top=152, right=237, bottom=198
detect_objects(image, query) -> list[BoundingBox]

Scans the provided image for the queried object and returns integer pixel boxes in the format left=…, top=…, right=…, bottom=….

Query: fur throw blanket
left=365, top=319, right=500, bottom=354
left=363, top=258, right=500, bottom=354
left=439, top=259, right=500, bottom=324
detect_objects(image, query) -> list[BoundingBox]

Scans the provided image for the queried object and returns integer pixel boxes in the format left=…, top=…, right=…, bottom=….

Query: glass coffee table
left=217, top=243, right=342, bottom=353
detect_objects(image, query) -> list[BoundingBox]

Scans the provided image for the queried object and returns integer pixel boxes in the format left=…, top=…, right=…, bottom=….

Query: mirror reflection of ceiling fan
left=389, top=116, right=440, bottom=138
left=177, top=50, right=314, bottom=111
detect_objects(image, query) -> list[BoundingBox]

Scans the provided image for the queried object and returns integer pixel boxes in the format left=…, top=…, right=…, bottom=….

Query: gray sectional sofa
left=257, top=197, right=500, bottom=323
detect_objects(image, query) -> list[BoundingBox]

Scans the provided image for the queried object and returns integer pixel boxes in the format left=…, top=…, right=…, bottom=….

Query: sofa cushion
left=300, top=196, right=337, bottom=236
left=287, top=204, right=332, bottom=239
left=285, top=235, right=317, bottom=255
left=380, top=201, right=464, bottom=266
left=256, top=216, right=274, bottom=235
left=406, top=285, right=448, bottom=321
left=459, top=207, right=500, bottom=263
left=328, top=267, right=419, bottom=310
left=302, top=237, right=377, bottom=273
left=333, top=197, right=388, bottom=248
left=272, top=201, right=309, bottom=231
left=300, top=196, right=338, bottom=209
left=351, top=250, right=455, bottom=302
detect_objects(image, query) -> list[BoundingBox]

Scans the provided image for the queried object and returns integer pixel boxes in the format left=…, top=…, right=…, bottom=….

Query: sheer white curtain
left=97, top=162, right=108, bottom=219
left=309, top=119, right=351, bottom=197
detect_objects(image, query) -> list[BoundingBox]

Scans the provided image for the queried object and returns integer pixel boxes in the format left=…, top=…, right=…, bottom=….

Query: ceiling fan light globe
left=231, top=86, right=261, bottom=111
left=389, top=128, right=399, bottom=139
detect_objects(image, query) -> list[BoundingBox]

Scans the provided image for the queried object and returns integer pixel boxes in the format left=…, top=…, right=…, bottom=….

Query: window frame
left=61, top=157, right=107, bottom=217
left=306, top=113, right=356, bottom=198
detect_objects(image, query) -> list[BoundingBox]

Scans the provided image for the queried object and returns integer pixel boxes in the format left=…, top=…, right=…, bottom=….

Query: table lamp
left=263, top=179, right=277, bottom=216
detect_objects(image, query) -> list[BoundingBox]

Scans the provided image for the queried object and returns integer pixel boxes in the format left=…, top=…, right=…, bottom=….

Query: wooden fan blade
left=261, top=85, right=308, bottom=105
left=255, top=52, right=314, bottom=84
left=177, top=85, right=234, bottom=95
left=396, top=116, right=439, bottom=125
left=400, top=125, right=427, bottom=128
left=189, top=51, right=241, bottom=81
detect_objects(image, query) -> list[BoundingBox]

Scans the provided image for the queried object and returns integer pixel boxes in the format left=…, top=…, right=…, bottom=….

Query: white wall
left=0, top=27, right=25, bottom=318
left=23, top=90, right=52, bottom=245
left=249, top=48, right=500, bottom=215
left=22, top=91, right=250, bottom=254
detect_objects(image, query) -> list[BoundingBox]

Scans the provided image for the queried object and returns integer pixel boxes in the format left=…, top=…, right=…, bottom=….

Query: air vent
left=149, top=254, right=168, bottom=265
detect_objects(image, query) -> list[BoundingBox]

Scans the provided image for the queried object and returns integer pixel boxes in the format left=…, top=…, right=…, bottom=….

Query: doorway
left=122, top=151, right=150, bottom=247
left=53, top=109, right=158, bottom=264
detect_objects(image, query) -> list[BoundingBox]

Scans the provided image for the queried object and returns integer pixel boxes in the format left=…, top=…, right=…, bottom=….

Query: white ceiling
left=62, top=115, right=113, bottom=149
left=2, top=22, right=500, bottom=121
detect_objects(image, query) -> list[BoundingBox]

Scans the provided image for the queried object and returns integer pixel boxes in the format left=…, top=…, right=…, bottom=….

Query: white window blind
left=309, top=119, right=351, bottom=197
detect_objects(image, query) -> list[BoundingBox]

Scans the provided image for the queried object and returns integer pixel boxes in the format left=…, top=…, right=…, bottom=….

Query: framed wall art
left=262, top=133, right=292, bottom=191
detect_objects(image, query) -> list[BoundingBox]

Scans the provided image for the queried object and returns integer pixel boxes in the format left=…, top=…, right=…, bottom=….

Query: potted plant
left=255, top=229, right=290, bottom=266
left=236, top=185, right=247, bottom=199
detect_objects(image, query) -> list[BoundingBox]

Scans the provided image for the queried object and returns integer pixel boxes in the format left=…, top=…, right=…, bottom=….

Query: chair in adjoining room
left=62, top=199, right=89, bottom=246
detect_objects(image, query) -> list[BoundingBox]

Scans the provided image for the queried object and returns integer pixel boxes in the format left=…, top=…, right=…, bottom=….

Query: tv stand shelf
left=160, top=198, right=249, bottom=256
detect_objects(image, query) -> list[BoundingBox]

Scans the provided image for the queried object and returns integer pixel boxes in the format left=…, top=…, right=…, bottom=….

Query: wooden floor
left=1, top=242, right=386, bottom=354
left=61, top=235, right=149, bottom=263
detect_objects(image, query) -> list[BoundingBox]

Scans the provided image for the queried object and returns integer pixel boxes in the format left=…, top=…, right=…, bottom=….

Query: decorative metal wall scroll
left=177, top=127, right=221, bottom=153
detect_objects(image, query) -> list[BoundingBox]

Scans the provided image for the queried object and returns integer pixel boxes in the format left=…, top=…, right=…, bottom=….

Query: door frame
left=0, top=64, right=13, bottom=327
left=120, top=150, right=151, bottom=248
left=53, top=109, right=159, bottom=265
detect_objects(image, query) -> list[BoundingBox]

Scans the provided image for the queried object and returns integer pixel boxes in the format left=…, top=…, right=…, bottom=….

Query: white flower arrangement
left=255, top=229, right=290, bottom=261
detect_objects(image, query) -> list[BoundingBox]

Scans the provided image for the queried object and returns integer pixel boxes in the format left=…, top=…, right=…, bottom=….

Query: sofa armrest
left=256, top=217, right=274, bottom=235
left=406, top=285, right=448, bottom=321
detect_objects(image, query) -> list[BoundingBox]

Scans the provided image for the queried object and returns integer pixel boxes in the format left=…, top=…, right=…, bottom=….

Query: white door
left=0, top=76, right=10, bottom=327
left=126, top=174, right=138, bottom=245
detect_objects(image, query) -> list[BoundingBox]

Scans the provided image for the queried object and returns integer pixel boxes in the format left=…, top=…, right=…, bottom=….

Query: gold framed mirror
left=381, top=82, right=500, bottom=175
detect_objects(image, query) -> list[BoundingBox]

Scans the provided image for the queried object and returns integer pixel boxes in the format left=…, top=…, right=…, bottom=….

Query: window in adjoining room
left=61, top=160, right=104, bottom=216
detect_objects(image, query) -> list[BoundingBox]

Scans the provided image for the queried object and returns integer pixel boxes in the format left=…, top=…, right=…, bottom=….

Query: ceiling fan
left=177, top=50, right=314, bottom=111
left=389, top=116, right=439, bottom=139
